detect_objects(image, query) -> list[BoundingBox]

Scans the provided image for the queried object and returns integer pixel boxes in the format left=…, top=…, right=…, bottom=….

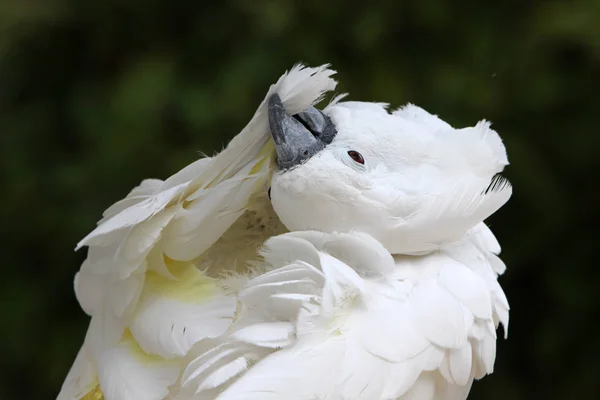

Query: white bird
left=57, top=63, right=511, bottom=400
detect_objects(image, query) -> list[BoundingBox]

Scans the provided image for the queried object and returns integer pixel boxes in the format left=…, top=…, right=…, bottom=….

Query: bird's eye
left=347, top=150, right=364, bottom=165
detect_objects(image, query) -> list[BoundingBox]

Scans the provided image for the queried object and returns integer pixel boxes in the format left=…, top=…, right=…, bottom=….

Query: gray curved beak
left=268, top=94, right=337, bottom=170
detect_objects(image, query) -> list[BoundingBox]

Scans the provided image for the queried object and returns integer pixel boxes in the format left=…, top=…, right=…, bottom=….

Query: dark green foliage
left=1, top=1, right=598, bottom=398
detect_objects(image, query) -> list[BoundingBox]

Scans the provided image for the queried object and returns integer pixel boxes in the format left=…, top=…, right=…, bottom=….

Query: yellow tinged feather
left=119, top=329, right=174, bottom=365
left=144, top=257, right=219, bottom=303
left=260, top=140, right=275, bottom=157
left=249, top=142, right=275, bottom=176
left=183, top=142, right=275, bottom=209
left=249, top=156, right=269, bottom=176
left=205, top=174, right=222, bottom=190
left=81, top=384, right=104, bottom=400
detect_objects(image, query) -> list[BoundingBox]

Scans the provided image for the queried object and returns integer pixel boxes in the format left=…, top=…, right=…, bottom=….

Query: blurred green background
left=1, top=1, right=599, bottom=399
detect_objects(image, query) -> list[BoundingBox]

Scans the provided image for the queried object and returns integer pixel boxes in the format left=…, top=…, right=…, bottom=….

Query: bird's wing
left=58, top=64, right=338, bottom=400
left=179, top=229, right=508, bottom=400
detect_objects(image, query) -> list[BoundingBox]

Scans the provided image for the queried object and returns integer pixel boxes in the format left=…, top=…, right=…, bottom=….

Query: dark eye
left=347, top=150, right=364, bottom=165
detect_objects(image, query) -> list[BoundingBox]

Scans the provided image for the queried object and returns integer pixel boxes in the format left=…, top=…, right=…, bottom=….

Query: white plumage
left=180, top=228, right=507, bottom=400
left=58, top=63, right=511, bottom=400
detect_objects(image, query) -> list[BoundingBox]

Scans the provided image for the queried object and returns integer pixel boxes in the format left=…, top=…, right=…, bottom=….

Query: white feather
left=448, top=343, right=473, bottom=386
left=487, top=252, right=507, bottom=274
left=77, top=182, right=187, bottom=250
left=230, top=322, right=295, bottom=348
left=129, top=262, right=235, bottom=358
left=96, top=333, right=180, bottom=400
left=468, top=222, right=501, bottom=255
left=438, top=258, right=492, bottom=320
left=408, top=278, right=469, bottom=349
left=99, top=178, right=164, bottom=224
left=56, top=344, right=99, bottom=400
left=397, top=373, right=436, bottom=400
left=393, top=103, right=453, bottom=133
left=74, top=268, right=105, bottom=316
left=260, top=235, right=323, bottom=271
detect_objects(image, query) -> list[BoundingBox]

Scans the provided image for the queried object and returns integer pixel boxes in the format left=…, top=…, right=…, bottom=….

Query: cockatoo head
left=269, top=95, right=511, bottom=254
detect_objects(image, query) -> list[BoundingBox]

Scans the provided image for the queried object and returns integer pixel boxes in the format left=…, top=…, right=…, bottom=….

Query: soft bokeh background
left=1, top=1, right=599, bottom=399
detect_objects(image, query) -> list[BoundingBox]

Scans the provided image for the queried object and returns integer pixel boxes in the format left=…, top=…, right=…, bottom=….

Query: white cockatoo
left=58, top=63, right=511, bottom=400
